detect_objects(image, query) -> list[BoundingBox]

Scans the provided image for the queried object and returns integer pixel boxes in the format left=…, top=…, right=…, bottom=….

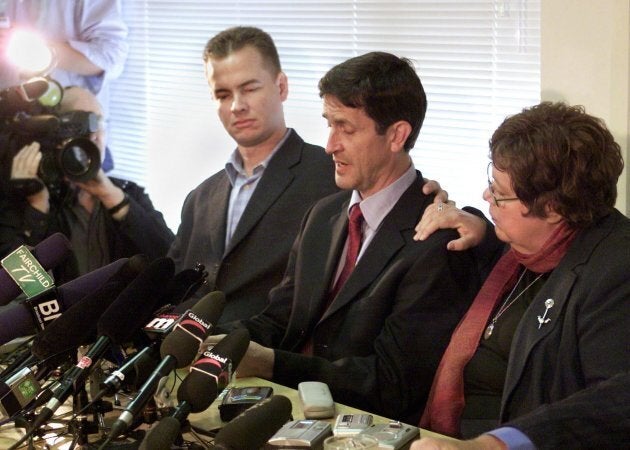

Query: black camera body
left=0, top=79, right=102, bottom=196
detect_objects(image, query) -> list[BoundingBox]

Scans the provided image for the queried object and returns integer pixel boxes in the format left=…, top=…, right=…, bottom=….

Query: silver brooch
left=537, top=298, right=554, bottom=329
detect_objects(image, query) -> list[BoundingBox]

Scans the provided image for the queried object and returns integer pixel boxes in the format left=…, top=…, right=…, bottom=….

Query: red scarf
left=419, top=221, right=577, bottom=436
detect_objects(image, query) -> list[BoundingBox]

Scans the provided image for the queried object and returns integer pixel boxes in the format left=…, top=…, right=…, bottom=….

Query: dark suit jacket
left=506, top=371, right=630, bottom=449
left=168, top=130, right=338, bottom=323
left=500, top=210, right=630, bottom=446
left=235, top=173, right=481, bottom=423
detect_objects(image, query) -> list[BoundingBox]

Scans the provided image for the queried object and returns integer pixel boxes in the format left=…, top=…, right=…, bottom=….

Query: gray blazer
left=168, top=130, right=338, bottom=323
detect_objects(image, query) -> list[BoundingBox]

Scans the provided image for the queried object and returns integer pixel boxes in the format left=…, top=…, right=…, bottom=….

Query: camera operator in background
left=0, top=86, right=174, bottom=283
left=0, top=0, right=128, bottom=171
left=0, top=0, right=127, bottom=118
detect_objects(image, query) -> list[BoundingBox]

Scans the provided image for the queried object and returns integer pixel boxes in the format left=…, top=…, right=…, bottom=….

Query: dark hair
left=318, top=52, right=427, bottom=151
left=202, top=26, right=281, bottom=75
left=491, top=101, right=624, bottom=227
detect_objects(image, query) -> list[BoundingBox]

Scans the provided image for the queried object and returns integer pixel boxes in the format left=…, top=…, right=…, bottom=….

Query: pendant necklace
left=484, top=269, right=544, bottom=340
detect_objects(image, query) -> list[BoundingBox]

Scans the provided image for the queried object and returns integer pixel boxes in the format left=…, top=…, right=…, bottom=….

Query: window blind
left=109, top=0, right=540, bottom=230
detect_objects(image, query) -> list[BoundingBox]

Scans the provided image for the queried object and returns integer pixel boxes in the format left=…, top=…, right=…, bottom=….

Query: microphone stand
left=12, top=411, right=38, bottom=450
left=68, top=385, right=95, bottom=450
left=67, top=369, right=116, bottom=449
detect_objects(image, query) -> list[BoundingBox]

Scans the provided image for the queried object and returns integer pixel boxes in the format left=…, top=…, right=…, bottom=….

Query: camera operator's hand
left=75, top=169, right=129, bottom=220
left=11, top=142, right=50, bottom=214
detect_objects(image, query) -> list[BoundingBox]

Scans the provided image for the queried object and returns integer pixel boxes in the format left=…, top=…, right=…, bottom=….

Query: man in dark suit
left=211, top=52, right=481, bottom=423
left=167, top=27, right=338, bottom=323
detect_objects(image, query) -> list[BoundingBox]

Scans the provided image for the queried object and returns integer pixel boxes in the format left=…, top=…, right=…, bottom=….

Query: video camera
left=0, top=78, right=102, bottom=196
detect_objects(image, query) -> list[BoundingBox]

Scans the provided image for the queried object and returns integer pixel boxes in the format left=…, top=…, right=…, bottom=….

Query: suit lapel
left=297, top=204, right=349, bottom=324
left=501, top=273, right=576, bottom=413
left=210, top=174, right=230, bottom=258
left=225, top=131, right=303, bottom=255
left=321, top=175, right=424, bottom=321
left=322, top=206, right=350, bottom=294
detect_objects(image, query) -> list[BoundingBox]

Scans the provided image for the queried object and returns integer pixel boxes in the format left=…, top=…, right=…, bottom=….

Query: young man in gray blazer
left=168, top=27, right=338, bottom=323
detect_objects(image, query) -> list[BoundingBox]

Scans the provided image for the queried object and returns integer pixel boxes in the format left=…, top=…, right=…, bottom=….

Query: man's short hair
left=203, top=26, right=282, bottom=75
left=318, top=51, right=427, bottom=151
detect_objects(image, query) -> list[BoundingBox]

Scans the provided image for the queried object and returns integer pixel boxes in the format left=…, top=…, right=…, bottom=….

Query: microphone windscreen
left=213, top=395, right=292, bottom=450
left=0, top=302, right=37, bottom=345
left=206, top=327, right=250, bottom=373
left=56, top=256, right=145, bottom=309
left=175, top=367, right=217, bottom=413
left=0, top=257, right=146, bottom=346
left=161, top=267, right=207, bottom=306
left=30, top=296, right=106, bottom=361
left=138, top=416, right=181, bottom=450
left=0, top=233, right=72, bottom=305
left=31, top=257, right=148, bottom=360
left=96, top=257, right=175, bottom=343
left=159, top=291, right=226, bottom=367
left=177, top=327, right=249, bottom=412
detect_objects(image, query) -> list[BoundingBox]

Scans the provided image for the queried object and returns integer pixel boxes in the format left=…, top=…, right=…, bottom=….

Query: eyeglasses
left=487, top=162, right=519, bottom=206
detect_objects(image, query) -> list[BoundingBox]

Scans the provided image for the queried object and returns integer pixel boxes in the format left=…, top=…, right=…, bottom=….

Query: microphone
left=89, top=343, right=161, bottom=407
left=29, top=257, right=176, bottom=432
left=0, top=257, right=148, bottom=421
left=29, top=255, right=150, bottom=361
left=178, top=328, right=250, bottom=405
left=0, top=367, right=40, bottom=420
left=138, top=413, right=186, bottom=450
left=162, top=264, right=208, bottom=306
left=78, top=269, right=211, bottom=410
left=106, top=291, right=226, bottom=441
left=0, top=233, right=72, bottom=305
left=2, top=257, right=149, bottom=406
left=0, top=256, right=147, bottom=384
left=213, top=395, right=293, bottom=450
left=138, top=328, right=251, bottom=450
left=0, top=257, right=136, bottom=346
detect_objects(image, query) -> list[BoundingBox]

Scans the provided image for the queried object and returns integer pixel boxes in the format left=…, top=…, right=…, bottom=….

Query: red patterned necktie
left=330, top=203, right=364, bottom=298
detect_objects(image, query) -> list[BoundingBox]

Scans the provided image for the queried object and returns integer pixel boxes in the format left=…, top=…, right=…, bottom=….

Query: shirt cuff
left=486, top=427, right=536, bottom=450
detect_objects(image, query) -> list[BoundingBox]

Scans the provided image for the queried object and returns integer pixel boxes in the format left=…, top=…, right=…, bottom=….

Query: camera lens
left=57, top=137, right=101, bottom=182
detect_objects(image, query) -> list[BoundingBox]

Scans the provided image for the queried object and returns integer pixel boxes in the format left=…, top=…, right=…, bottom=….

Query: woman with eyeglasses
left=412, top=102, right=630, bottom=450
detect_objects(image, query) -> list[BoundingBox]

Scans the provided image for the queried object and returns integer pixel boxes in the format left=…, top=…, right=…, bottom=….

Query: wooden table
left=188, top=376, right=451, bottom=446
left=0, top=373, right=451, bottom=448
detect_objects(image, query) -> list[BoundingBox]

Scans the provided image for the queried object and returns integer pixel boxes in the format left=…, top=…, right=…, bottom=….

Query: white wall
left=541, top=0, right=630, bottom=214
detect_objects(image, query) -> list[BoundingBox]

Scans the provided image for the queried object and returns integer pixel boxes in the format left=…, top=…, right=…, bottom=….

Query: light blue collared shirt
left=224, top=129, right=290, bottom=248
left=332, top=163, right=417, bottom=286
